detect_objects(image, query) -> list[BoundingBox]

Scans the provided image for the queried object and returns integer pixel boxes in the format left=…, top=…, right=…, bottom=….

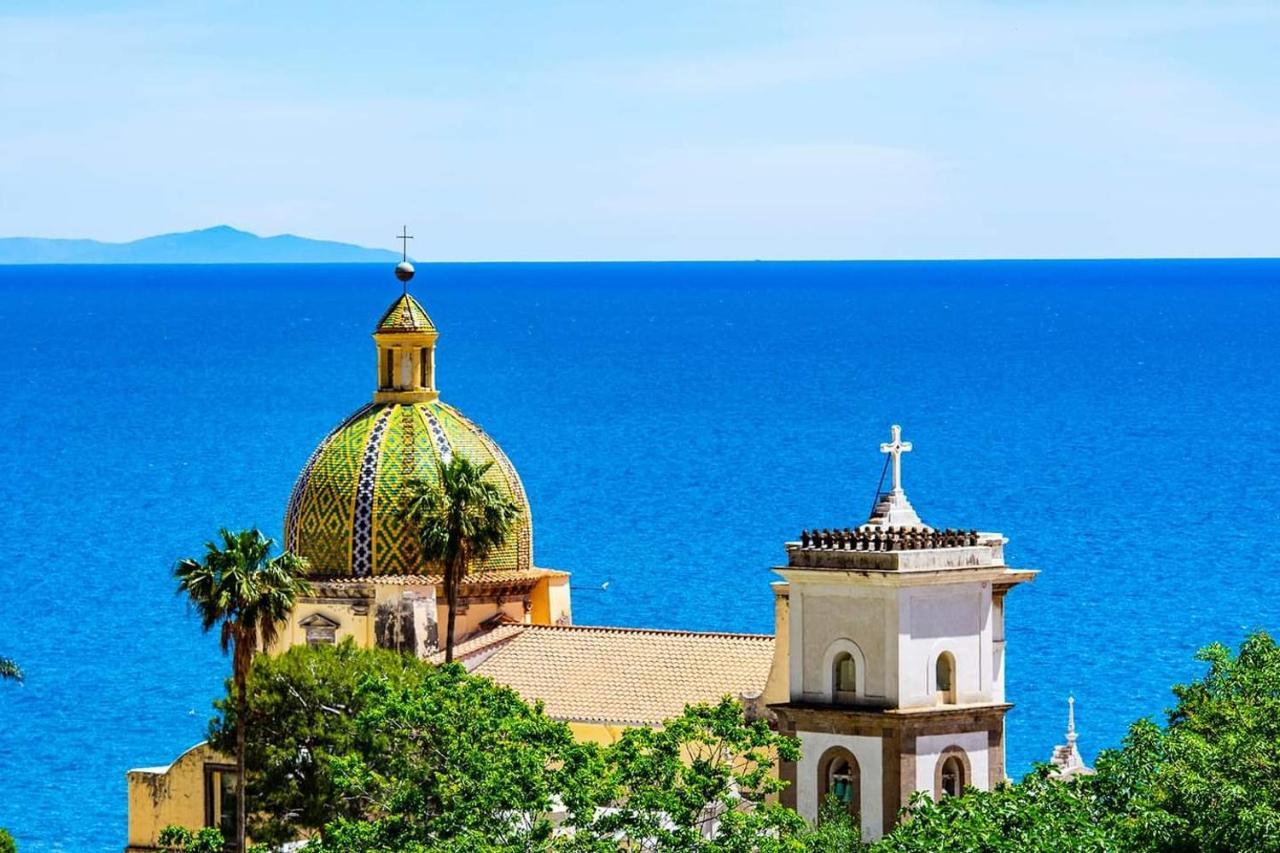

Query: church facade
left=125, top=260, right=1036, bottom=849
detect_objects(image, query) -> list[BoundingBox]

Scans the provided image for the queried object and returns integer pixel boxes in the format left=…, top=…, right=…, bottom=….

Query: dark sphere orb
left=395, top=261, right=415, bottom=282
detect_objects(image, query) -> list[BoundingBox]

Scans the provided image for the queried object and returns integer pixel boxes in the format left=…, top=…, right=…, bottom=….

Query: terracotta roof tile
left=464, top=625, right=776, bottom=726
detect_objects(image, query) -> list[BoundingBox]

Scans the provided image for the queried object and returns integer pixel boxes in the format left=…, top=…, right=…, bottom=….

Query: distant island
left=0, top=225, right=402, bottom=264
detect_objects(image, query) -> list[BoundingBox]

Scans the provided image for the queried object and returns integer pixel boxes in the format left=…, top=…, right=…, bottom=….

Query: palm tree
left=0, top=657, right=21, bottom=682
left=402, top=454, right=521, bottom=663
left=175, top=528, right=310, bottom=852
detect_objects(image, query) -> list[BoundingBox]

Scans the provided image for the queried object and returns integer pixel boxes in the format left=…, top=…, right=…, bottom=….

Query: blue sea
left=1, top=260, right=1279, bottom=851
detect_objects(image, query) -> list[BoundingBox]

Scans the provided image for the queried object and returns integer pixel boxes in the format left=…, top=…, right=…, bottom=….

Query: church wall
left=567, top=721, right=630, bottom=745
left=794, top=730, right=884, bottom=840
left=898, top=582, right=991, bottom=708
left=126, top=742, right=226, bottom=851
left=272, top=599, right=374, bottom=654
left=440, top=598, right=529, bottom=639
left=797, top=584, right=895, bottom=703
left=914, top=731, right=989, bottom=796
left=530, top=573, right=572, bottom=626
left=763, top=583, right=790, bottom=706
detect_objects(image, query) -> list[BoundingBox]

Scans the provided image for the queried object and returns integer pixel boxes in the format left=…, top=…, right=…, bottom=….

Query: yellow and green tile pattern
left=284, top=399, right=532, bottom=577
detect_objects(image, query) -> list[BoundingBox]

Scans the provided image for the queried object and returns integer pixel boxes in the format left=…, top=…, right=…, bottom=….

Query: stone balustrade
left=797, top=526, right=980, bottom=552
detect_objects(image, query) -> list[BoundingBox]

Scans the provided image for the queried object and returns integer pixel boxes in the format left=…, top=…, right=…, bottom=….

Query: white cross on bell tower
left=880, top=424, right=913, bottom=495
left=866, top=423, right=926, bottom=529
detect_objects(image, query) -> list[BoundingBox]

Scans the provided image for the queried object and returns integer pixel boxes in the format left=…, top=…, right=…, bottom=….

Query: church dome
left=283, top=271, right=532, bottom=578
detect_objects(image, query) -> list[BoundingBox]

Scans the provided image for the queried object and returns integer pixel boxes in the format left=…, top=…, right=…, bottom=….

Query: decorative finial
left=394, top=225, right=415, bottom=291
left=1067, top=695, right=1077, bottom=744
left=879, top=424, right=913, bottom=495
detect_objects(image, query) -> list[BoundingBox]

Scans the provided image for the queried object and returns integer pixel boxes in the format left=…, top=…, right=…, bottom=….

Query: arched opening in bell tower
left=817, top=747, right=861, bottom=819
left=935, top=651, right=957, bottom=704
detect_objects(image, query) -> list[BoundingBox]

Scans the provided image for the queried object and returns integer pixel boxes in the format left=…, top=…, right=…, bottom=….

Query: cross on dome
left=396, top=225, right=414, bottom=262
left=879, top=424, right=913, bottom=495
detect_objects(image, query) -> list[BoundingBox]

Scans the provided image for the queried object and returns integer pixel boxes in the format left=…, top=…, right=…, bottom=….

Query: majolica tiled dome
left=284, top=400, right=532, bottom=578
left=283, top=281, right=531, bottom=578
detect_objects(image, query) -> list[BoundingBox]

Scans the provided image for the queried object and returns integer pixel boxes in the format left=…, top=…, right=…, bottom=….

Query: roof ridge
left=523, top=623, right=775, bottom=641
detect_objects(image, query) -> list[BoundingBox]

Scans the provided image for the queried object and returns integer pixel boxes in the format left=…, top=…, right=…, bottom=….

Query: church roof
left=376, top=292, right=436, bottom=333
left=445, top=624, right=776, bottom=726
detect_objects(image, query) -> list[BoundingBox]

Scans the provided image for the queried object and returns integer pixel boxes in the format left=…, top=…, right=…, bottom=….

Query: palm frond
left=0, top=657, right=22, bottom=682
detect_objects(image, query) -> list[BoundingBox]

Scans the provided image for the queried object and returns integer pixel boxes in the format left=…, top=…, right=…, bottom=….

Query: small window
left=940, top=755, right=963, bottom=797
left=419, top=347, right=428, bottom=386
left=383, top=349, right=394, bottom=388
left=833, top=652, right=857, bottom=701
left=936, top=652, right=956, bottom=704
left=204, top=764, right=239, bottom=846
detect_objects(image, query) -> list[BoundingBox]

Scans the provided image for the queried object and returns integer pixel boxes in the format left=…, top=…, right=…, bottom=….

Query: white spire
left=1049, top=694, right=1093, bottom=778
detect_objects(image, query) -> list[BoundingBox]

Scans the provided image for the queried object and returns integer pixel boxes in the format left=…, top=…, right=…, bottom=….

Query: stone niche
left=374, top=588, right=439, bottom=658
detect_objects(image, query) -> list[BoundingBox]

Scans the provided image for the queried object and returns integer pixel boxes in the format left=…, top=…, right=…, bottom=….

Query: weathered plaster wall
left=795, top=730, right=884, bottom=840
left=914, top=731, right=989, bottom=796
left=126, top=742, right=226, bottom=851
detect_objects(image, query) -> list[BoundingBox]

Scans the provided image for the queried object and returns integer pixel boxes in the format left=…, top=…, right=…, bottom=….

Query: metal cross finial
left=879, top=424, right=913, bottom=494
left=396, top=225, right=414, bottom=262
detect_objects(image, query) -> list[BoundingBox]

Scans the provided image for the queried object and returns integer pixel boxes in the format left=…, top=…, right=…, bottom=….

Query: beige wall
left=127, top=742, right=229, bottom=851
left=795, top=584, right=895, bottom=705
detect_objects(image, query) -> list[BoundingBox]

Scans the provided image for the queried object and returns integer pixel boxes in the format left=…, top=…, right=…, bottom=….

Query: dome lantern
left=374, top=234, right=439, bottom=404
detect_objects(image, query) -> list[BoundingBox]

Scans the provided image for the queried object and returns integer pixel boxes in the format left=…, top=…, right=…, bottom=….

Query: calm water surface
left=1, top=260, right=1278, bottom=851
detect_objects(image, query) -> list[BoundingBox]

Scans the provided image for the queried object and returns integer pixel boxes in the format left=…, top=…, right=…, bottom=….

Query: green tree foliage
left=0, top=657, right=21, bottom=682
left=158, top=825, right=267, bottom=853
left=211, top=640, right=433, bottom=846
left=175, top=528, right=311, bottom=853
left=400, top=455, right=521, bottom=662
left=868, top=768, right=1120, bottom=852
left=800, top=799, right=862, bottom=853
left=1095, top=631, right=1280, bottom=852
left=230, top=643, right=817, bottom=851
left=314, top=661, right=605, bottom=851
left=158, top=825, right=226, bottom=853
left=0, top=827, right=15, bottom=853
left=564, top=697, right=806, bottom=852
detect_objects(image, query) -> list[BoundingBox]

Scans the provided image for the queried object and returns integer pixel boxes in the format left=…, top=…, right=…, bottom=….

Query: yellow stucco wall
left=566, top=720, right=631, bottom=746
left=126, top=742, right=230, bottom=852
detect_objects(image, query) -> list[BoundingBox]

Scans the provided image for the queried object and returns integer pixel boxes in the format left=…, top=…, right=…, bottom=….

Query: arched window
left=817, top=747, right=860, bottom=818
left=935, top=651, right=956, bottom=704
left=933, top=747, right=971, bottom=801
left=833, top=652, right=857, bottom=702
left=940, top=756, right=963, bottom=796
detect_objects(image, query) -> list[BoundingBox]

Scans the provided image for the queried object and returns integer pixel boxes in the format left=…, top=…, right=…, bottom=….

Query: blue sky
left=2, top=1, right=1277, bottom=260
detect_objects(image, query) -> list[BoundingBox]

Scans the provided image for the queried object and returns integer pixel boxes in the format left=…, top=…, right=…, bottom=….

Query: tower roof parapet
left=799, top=526, right=981, bottom=552
left=785, top=527, right=1011, bottom=574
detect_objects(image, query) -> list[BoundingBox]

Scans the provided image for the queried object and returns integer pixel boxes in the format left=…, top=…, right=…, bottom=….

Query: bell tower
left=770, top=426, right=1036, bottom=840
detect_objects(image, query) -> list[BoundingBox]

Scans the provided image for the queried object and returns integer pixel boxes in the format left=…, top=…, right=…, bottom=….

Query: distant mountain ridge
left=0, top=225, right=402, bottom=264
